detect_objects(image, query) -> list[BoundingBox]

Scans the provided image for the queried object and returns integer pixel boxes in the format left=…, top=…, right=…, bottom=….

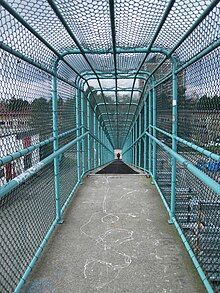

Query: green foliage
left=7, top=97, right=30, bottom=112
left=31, top=97, right=53, bottom=159
left=31, top=97, right=52, bottom=135
left=197, top=95, right=220, bottom=110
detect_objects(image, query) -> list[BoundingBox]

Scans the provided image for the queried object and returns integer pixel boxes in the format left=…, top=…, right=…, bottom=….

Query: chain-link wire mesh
left=59, top=145, right=78, bottom=209
left=1, top=0, right=219, bottom=291
left=0, top=164, right=55, bottom=292
left=175, top=167, right=220, bottom=292
left=0, top=50, right=53, bottom=185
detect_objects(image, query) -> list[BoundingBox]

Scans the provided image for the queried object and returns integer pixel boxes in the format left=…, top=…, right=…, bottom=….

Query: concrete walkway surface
left=22, top=172, right=206, bottom=293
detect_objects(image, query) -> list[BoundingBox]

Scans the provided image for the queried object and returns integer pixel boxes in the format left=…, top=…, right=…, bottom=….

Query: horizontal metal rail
left=152, top=126, right=220, bottom=162
left=150, top=177, right=214, bottom=293
left=123, top=131, right=220, bottom=196
left=0, top=42, right=77, bottom=88
left=0, top=126, right=85, bottom=167
left=0, top=131, right=113, bottom=199
left=146, top=132, right=220, bottom=196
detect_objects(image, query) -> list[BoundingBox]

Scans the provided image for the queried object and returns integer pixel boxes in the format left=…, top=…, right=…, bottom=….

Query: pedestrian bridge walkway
left=21, top=169, right=205, bottom=293
left=0, top=0, right=220, bottom=292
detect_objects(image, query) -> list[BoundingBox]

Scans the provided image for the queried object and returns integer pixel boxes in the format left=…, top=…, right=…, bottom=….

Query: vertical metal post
left=99, top=124, right=101, bottom=165
left=129, top=133, right=132, bottom=163
left=133, top=127, right=135, bottom=164
left=97, top=123, right=99, bottom=165
left=132, top=128, right=134, bottom=164
left=169, top=62, right=178, bottom=223
left=93, top=111, right=97, bottom=169
left=98, top=124, right=101, bottom=166
left=81, top=90, right=85, bottom=175
left=76, top=87, right=81, bottom=182
left=87, top=98, right=91, bottom=171
left=134, top=123, right=137, bottom=166
left=139, top=112, right=142, bottom=167
left=52, top=62, right=63, bottom=224
left=144, top=99, right=147, bottom=172
left=148, top=90, right=152, bottom=175
left=104, top=133, right=106, bottom=163
left=152, top=80, right=157, bottom=181
left=101, top=125, right=104, bottom=165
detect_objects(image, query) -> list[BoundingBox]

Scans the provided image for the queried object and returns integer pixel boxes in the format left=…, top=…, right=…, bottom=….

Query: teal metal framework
left=0, top=0, right=220, bottom=292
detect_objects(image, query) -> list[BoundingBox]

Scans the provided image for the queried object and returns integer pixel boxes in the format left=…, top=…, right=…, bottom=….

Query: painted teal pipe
left=89, top=132, right=113, bottom=154
left=0, top=126, right=85, bottom=167
left=136, top=123, right=138, bottom=166
left=144, top=100, right=147, bottom=172
left=84, top=78, right=144, bottom=146
left=152, top=126, right=220, bottom=162
left=152, top=82, right=157, bottom=180
left=139, top=112, right=142, bottom=167
left=47, top=0, right=114, bottom=128
left=146, top=132, right=220, bottom=196
left=123, top=0, right=175, bottom=139
left=170, top=63, right=178, bottom=222
left=98, top=124, right=101, bottom=166
left=122, top=130, right=147, bottom=155
left=1, top=1, right=86, bottom=92
left=100, top=125, right=103, bottom=165
left=102, top=127, right=105, bottom=164
left=143, top=136, right=147, bottom=172
left=132, top=128, right=135, bottom=164
left=15, top=162, right=93, bottom=292
left=0, top=132, right=89, bottom=199
left=150, top=174, right=213, bottom=293
left=134, top=123, right=137, bottom=166
left=138, top=142, right=141, bottom=167
left=148, top=90, right=152, bottom=174
left=153, top=38, right=220, bottom=90
left=0, top=42, right=75, bottom=88
left=14, top=218, right=58, bottom=292
left=76, top=88, right=81, bottom=182
left=0, top=137, right=55, bottom=166
left=61, top=180, right=81, bottom=214
left=123, top=128, right=146, bottom=165
left=81, top=90, right=85, bottom=174
left=100, top=126, right=103, bottom=165
left=176, top=39, right=220, bottom=74
left=130, top=133, right=132, bottom=164
left=123, top=124, right=220, bottom=195
left=135, top=0, right=219, bottom=91
left=86, top=85, right=140, bottom=131
left=52, top=65, right=62, bottom=223
left=87, top=99, right=91, bottom=170
left=172, top=217, right=214, bottom=293
left=93, top=111, right=97, bottom=169
left=79, top=81, right=113, bottom=150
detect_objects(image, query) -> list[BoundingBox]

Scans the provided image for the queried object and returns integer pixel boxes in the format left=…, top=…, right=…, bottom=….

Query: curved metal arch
left=76, top=69, right=154, bottom=148
left=79, top=74, right=151, bottom=139
left=98, top=112, right=135, bottom=119
left=71, top=48, right=177, bottom=147
left=94, top=102, right=139, bottom=112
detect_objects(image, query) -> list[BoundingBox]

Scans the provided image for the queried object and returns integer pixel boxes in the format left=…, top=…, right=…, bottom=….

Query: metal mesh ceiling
left=1, top=0, right=219, bottom=147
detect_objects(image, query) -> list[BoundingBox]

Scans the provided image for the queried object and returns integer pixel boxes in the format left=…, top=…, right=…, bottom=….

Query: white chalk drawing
left=80, top=176, right=137, bottom=290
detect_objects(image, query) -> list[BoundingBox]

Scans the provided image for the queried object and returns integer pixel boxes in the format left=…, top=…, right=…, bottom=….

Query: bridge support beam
left=81, top=90, right=85, bottom=176
left=152, top=80, right=157, bottom=182
left=148, top=89, right=152, bottom=176
left=52, top=62, right=63, bottom=224
left=169, top=62, right=178, bottom=224
left=76, top=88, right=81, bottom=183
left=144, top=99, right=147, bottom=172
left=87, top=97, right=91, bottom=171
